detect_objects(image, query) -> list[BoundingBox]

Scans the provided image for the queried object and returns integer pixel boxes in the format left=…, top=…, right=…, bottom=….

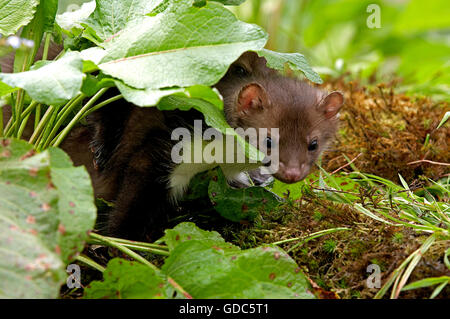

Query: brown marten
left=2, top=51, right=343, bottom=241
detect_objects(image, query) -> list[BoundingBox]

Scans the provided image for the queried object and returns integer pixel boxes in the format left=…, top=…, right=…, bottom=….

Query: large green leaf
left=84, top=258, right=168, bottom=299
left=85, top=223, right=314, bottom=299
left=46, top=147, right=97, bottom=262
left=256, top=49, right=323, bottom=84
left=13, top=0, right=58, bottom=73
left=161, top=223, right=315, bottom=299
left=98, top=0, right=268, bottom=89
left=0, top=51, right=84, bottom=105
left=55, top=0, right=96, bottom=31
left=115, top=80, right=185, bottom=107
left=0, top=80, right=18, bottom=97
left=0, top=139, right=96, bottom=298
left=162, top=220, right=235, bottom=251
left=0, top=0, right=40, bottom=36
left=41, top=0, right=59, bottom=32
left=83, top=0, right=163, bottom=42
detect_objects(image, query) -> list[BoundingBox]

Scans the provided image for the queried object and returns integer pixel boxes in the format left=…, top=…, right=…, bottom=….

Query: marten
left=1, top=50, right=343, bottom=241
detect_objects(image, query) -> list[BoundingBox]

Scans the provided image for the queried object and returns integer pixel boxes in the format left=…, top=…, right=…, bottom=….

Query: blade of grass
left=271, top=227, right=350, bottom=252
left=393, top=234, right=436, bottom=298
left=430, top=281, right=448, bottom=299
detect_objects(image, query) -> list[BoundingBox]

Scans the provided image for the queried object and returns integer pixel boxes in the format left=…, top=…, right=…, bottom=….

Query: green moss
left=392, top=232, right=404, bottom=244
left=323, top=239, right=337, bottom=254
left=313, top=211, right=323, bottom=221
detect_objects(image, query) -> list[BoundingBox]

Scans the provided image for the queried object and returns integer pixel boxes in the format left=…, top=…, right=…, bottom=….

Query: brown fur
left=216, top=52, right=343, bottom=183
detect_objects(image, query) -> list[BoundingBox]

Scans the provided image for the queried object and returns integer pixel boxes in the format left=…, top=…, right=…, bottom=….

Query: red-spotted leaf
left=0, top=138, right=96, bottom=298
left=160, top=222, right=315, bottom=298
left=84, top=258, right=168, bottom=299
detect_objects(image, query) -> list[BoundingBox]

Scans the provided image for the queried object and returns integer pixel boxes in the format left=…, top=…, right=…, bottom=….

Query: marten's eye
left=264, top=137, right=272, bottom=149
left=308, top=139, right=318, bottom=151
left=232, top=65, right=248, bottom=77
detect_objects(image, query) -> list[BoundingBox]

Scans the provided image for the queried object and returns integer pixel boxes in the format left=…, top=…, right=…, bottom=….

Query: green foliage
left=13, top=0, right=58, bottom=73
left=322, top=239, right=337, bottom=254
left=0, top=0, right=40, bottom=36
left=208, top=168, right=280, bottom=222
left=55, top=1, right=96, bottom=31
left=83, top=0, right=162, bottom=42
left=0, top=138, right=96, bottom=298
left=0, top=52, right=84, bottom=105
left=97, top=1, right=267, bottom=89
left=233, top=0, right=450, bottom=100
left=85, top=223, right=315, bottom=299
left=161, top=223, right=315, bottom=298
left=257, top=48, right=322, bottom=83
left=0, top=80, right=18, bottom=96
left=84, top=258, right=168, bottom=299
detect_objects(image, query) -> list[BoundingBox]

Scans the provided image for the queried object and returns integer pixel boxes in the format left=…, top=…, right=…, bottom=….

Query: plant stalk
left=29, top=105, right=56, bottom=145
left=75, top=254, right=106, bottom=273
left=52, top=88, right=110, bottom=147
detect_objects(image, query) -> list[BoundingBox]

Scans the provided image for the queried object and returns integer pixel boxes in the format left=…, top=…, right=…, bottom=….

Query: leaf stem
left=80, top=94, right=123, bottom=120
left=75, top=254, right=105, bottom=273
left=29, top=105, right=56, bottom=145
left=41, top=93, right=86, bottom=149
left=88, top=239, right=170, bottom=256
left=34, top=104, right=41, bottom=130
left=88, top=232, right=191, bottom=298
left=42, top=33, right=51, bottom=61
left=36, top=106, right=59, bottom=151
left=89, top=235, right=168, bottom=250
left=89, top=232, right=159, bottom=272
left=4, top=100, right=38, bottom=137
left=52, top=88, right=109, bottom=147
left=13, top=89, right=25, bottom=136
left=17, top=113, right=31, bottom=140
left=273, top=227, right=350, bottom=251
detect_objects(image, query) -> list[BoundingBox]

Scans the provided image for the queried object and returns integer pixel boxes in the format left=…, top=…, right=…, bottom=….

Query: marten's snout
left=274, top=162, right=310, bottom=184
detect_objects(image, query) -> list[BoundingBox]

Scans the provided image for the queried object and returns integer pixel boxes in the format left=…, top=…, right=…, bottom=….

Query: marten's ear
left=237, top=83, right=268, bottom=114
left=318, top=91, right=344, bottom=119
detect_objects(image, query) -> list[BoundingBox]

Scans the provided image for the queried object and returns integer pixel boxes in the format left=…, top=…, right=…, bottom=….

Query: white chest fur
left=168, top=133, right=262, bottom=202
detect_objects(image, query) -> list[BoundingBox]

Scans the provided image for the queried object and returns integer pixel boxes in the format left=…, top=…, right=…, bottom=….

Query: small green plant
left=323, top=239, right=337, bottom=254
left=392, top=232, right=404, bottom=244
left=313, top=211, right=323, bottom=221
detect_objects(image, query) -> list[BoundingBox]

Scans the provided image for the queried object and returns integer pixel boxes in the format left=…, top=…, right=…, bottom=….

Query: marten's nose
left=283, top=167, right=302, bottom=183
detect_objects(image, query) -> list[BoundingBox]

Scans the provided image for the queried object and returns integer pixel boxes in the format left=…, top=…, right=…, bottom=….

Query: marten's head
left=215, top=52, right=344, bottom=184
